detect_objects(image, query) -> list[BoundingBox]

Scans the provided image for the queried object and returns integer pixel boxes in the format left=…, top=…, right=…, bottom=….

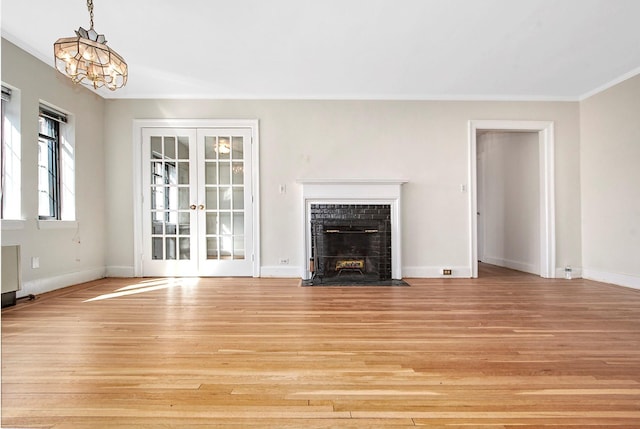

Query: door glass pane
left=233, top=236, right=245, bottom=259
left=167, top=186, right=178, bottom=210
left=233, top=213, right=244, bottom=235
left=152, top=214, right=163, bottom=234
left=151, top=137, right=162, bottom=158
left=220, top=213, right=231, bottom=235
left=219, top=163, right=231, bottom=185
left=179, top=238, right=190, bottom=260
left=232, top=136, right=243, bottom=159
left=151, top=162, right=163, bottom=184
left=151, top=187, right=160, bottom=209
left=178, top=188, right=190, bottom=210
left=179, top=212, right=190, bottom=234
left=232, top=162, right=244, bottom=184
left=220, top=236, right=232, bottom=258
left=207, top=237, right=219, bottom=259
left=218, top=138, right=231, bottom=160
left=205, top=163, right=217, bottom=185
left=166, top=164, right=177, bottom=185
left=232, top=188, right=244, bottom=210
left=177, top=136, right=189, bottom=159
left=178, top=162, right=189, bottom=184
left=220, top=187, right=231, bottom=209
left=206, top=213, right=218, bottom=235
left=204, top=136, right=216, bottom=160
left=166, top=237, right=176, bottom=260
left=152, top=238, right=163, bottom=259
left=206, top=188, right=218, bottom=210
left=164, top=137, right=176, bottom=159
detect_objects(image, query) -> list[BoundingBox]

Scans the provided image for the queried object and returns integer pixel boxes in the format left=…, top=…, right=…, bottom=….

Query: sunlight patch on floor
left=84, top=278, right=200, bottom=302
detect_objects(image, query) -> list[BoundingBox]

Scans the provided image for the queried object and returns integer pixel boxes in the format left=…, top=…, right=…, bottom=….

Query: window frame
left=1, top=83, right=23, bottom=226
left=37, top=113, right=62, bottom=220
left=36, top=103, right=75, bottom=226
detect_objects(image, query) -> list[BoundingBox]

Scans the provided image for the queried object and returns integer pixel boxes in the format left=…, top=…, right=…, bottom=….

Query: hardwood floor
left=3, top=265, right=640, bottom=427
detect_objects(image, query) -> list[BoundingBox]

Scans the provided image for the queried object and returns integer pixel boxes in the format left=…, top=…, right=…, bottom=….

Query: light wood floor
left=3, top=265, right=640, bottom=428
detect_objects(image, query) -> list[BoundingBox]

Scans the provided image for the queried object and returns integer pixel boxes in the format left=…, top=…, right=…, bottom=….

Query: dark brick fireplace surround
left=310, top=204, right=392, bottom=282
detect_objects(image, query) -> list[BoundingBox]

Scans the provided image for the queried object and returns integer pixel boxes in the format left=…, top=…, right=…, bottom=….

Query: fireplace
left=298, top=179, right=407, bottom=281
left=311, top=204, right=391, bottom=282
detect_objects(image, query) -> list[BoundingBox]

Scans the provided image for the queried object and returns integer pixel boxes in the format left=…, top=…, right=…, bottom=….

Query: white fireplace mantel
left=298, top=179, right=408, bottom=280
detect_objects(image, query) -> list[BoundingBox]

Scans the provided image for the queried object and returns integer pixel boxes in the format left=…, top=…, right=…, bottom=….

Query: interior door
left=141, top=127, right=254, bottom=277
left=142, top=128, right=198, bottom=276
left=197, top=128, right=253, bottom=276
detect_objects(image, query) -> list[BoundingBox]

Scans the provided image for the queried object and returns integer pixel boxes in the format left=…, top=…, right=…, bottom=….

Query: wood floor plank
left=3, top=265, right=640, bottom=427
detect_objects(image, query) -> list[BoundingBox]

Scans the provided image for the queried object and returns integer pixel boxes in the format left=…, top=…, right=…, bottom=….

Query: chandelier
left=53, top=0, right=127, bottom=91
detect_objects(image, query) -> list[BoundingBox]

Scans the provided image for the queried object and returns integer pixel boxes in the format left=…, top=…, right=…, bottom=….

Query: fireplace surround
left=311, top=204, right=391, bottom=282
left=298, top=179, right=407, bottom=280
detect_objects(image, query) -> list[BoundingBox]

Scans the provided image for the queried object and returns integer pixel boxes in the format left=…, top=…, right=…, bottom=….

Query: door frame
left=132, top=119, right=260, bottom=277
left=468, top=120, right=555, bottom=278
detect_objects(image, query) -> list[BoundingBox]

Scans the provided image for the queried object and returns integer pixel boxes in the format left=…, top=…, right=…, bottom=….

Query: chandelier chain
left=87, top=0, right=94, bottom=29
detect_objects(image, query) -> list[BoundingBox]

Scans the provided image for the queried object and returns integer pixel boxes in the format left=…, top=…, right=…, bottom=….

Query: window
left=1, top=84, right=21, bottom=221
left=37, top=104, right=74, bottom=222
left=38, top=111, right=61, bottom=219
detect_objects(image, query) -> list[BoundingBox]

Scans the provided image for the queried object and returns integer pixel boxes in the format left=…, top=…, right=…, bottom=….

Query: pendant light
left=53, top=0, right=127, bottom=91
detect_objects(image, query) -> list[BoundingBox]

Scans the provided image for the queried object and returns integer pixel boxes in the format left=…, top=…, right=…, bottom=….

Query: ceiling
left=2, top=0, right=640, bottom=100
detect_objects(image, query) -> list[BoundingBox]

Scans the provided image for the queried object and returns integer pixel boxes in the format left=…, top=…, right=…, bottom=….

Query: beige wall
left=2, top=39, right=587, bottom=287
left=580, top=74, right=640, bottom=288
left=1, top=39, right=106, bottom=296
left=104, top=99, right=582, bottom=277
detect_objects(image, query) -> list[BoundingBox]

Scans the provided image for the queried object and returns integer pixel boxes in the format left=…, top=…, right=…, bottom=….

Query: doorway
left=477, top=131, right=540, bottom=275
left=468, top=120, right=555, bottom=278
left=133, top=120, right=260, bottom=277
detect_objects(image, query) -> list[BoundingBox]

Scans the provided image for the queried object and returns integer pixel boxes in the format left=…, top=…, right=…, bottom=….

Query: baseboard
left=482, top=256, right=538, bottom=275
left=106, top=266, right=135, bottom=277
left=402, top=266, right=472, bottom=278
left=583, top=268, right=640, bottom=290
left=260, top=265, right=301, bottom=278
left=19, top=267, right=106, bottom=298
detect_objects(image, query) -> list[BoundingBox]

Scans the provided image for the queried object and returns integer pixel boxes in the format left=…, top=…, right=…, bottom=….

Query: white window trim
left=2, top=83, right=22, bottom=221
left=38, top=101, right=76, bottom=222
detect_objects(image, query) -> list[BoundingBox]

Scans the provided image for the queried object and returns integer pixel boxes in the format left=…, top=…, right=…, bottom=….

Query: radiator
left=2, top=245, right=21, bottom=307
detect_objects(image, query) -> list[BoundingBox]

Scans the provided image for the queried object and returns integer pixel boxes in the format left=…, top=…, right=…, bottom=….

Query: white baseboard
left=583, top=268, right=640, bottom=290
left=402, top=266, right=472, bottom=278
left=260, top=265, right=301, bottom=278
left=106, top=266, right=135, bottom=277
left=19, top=267, right=106, bottom=298
left=482, top=256, right=539, bottom=275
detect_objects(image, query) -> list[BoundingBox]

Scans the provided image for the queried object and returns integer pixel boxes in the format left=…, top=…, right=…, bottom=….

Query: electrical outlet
left=442, top=269, right=452, bottom=275
left=279, top=258, right=289, bottom=265
left=31, top=257, right=40, bottom=269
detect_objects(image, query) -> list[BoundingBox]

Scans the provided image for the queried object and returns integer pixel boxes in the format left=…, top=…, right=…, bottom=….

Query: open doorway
left=477, top=131, right=540, bottom=275
left=468, top=120, right=556, bottom=279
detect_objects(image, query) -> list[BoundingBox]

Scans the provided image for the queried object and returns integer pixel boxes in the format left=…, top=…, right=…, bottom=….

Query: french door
left=141, top=127, right=255, bottom=276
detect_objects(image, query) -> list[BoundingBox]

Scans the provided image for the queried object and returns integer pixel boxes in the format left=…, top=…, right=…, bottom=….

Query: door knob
left=199, top=204, right=205, bottom=210
left=190, top=204, right=197, bottom=210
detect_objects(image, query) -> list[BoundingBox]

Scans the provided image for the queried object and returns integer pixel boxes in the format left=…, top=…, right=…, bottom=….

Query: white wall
left=580, top=74, right=640, bottom=288
left=103, top=99, right=582, bottom=278
left=478, top=132, right=540, bottom=274
left=1, top=39, right=106, bottom=296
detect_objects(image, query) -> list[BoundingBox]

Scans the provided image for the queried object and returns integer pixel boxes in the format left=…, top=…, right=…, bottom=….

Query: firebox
left=310, top=204, right=391, bottom=283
